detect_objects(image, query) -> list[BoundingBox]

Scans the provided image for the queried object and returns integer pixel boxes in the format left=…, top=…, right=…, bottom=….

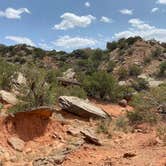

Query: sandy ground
left=0, top=101, right=165, bottom=166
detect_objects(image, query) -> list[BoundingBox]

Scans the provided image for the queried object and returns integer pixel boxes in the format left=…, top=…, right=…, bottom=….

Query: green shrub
left=159, top=61, right=166, bottom=77
left=132, top=78, right=149, bottom=91
left=107, top=61, right=116, bottom=73
left=151, top=48, right=162, bottom=58
left=83, top=71, right=120, bottom=101
left=118, top=67, right=128, bottom=80
left=0, top=59, right=18, bottom=90
left=97, top=118, right=112, bottom=134
left=118, top=86, right=135, bottom=100
left=106, top=41, right=117, bottom=51
left=127, top=85, right=166, bottom=125
left=115, top=116, right=131, bottom=132
left=0, top=103, right=3, bottom=111
left=127, top=110, right=143, bottom=125
left=55, top=85, right=87, bottom=100
left=129, top=65, right=142, bottom=76
left=9, top=65, right=56, bottom=113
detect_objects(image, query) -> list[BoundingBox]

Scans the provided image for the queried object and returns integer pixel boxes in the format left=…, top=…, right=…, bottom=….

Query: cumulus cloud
left=53, top=35, right=97, bottom=49
left=85, top=2, right=91, bottom=7
left=38, top=43, right=53, bottom=50
left=151, top=7, right=159, bottom=13
left=0, top=8, right=30, bottom=19
left=53, top=12, right=96, bottom=30
left=156, top=0, right=166, bottom=4
left=114, top=18, right=166, bottom=42
left=119, top=9, right=133, bottom=15
left=100, top=16, right=112, bottom=23
left=5, top=36, right=35, bottom=46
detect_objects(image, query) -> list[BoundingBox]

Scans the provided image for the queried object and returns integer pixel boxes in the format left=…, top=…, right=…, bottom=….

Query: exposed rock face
left=7, top=137, right=25, bottom=152
left=57, top=68, right=81, bottom=86
left=63, top=68, right=76, bottom=80
left=0, top=90, right=18, bottom=105
left=137, top=74, right=164, bottom=88
left=58, top=96, right=109, bottom=118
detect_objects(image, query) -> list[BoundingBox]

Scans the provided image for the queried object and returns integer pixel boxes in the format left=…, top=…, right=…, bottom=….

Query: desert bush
left=97, top=118, right=112, bottom=135
left=83, top=71, right=120, bottom=101
left=106, top=41, right=118, bottom=51
left=131, top=78, right=149, bottom=91
left=118, top=67, right=128, bottom=80
left=118, top=86, right=135, bottom=101
left=126, top=36, right=142, bottom=45
left=129, top=65, right=142, bottom=76
left=127, top=85, right=166, bottom=125
left=55, top=85, right=87, bottom=100
left=0, top=59, right=18, bottom=90
left=9, top=65, right=56, bottom=113
left=107, top=61, right=116, bottom=73
left=159, top=61, right=166, bottom=77
left=115, top=116, right=132, bottom=132
left=151, top=48, right=162, bottom=58
left=0, top=103, right=3, bottom=111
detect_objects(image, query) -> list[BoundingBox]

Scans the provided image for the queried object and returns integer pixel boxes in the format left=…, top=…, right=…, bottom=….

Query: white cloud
left=0, top=8, right=30, bottom=19
left=119, top=9, right=133, bottom=15
left=156, top=0, right=166, bottom=4
left=100, top=16, right=112, bottom=23
left=53, top=12, right=96, bottom=30
left=5, top=36, right=35, bottom=46
left=151, top=7, right=159, bottom=13
left=38, top=43, right=53, bottom=50
left=53, top=35, right=97, bottom=49
left=85, top=2, right=91, bottom=7
left=114, top=18, right=166, bottom=42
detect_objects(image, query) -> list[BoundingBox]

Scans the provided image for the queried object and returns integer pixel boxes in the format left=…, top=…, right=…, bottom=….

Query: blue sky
left=0, top=0, right=166, bottom=51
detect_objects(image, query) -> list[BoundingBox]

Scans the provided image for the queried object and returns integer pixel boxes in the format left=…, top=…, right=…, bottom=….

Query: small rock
left=123, top=152, right=136, bottom=158
left=67, top=127, right=81, bottom=136
left=119, top=99, right=127, bottom=107
left=8, top=137, right=25, bottom=152
left=80, top=129, right=102, bottom=146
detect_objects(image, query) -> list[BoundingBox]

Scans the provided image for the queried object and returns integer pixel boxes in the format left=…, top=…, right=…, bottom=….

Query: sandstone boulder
left=0, top=90, right=18, bottom=105
left=81, top=129, right=103, bottom=146
left=58, top=96, right=109, bottom=118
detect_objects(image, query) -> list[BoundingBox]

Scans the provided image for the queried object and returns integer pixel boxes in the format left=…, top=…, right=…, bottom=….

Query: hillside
left=0, top=37, right=165, bottom=77
left=0, top=37, right=165, bottom=165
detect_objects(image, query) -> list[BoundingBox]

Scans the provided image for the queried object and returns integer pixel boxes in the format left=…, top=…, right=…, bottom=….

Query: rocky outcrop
left=58, top=96, right=109, bottom=118
left=0, top=90, right=18, bottom=105
left=57, top=68, right=81, bottom=86
left=33, top=155, right=66, bottom=166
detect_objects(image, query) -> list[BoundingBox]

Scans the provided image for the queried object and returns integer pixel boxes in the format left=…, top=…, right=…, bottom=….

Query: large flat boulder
left=0, top=90, right=18, bottom=105
left=58, top=96, right=109, bottom=118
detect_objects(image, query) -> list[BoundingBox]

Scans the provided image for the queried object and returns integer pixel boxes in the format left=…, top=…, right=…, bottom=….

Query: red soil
left=91, top=99, right=133, bottom=117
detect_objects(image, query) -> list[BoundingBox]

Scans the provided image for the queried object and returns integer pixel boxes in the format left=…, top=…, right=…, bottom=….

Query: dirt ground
left=0, top=101, right=165, bottom=166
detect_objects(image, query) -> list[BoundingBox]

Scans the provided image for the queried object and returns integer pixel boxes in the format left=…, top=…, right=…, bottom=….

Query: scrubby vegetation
left=0, top=59, right=18, bottom=90
left=0, top=37, right=165, bottom=115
